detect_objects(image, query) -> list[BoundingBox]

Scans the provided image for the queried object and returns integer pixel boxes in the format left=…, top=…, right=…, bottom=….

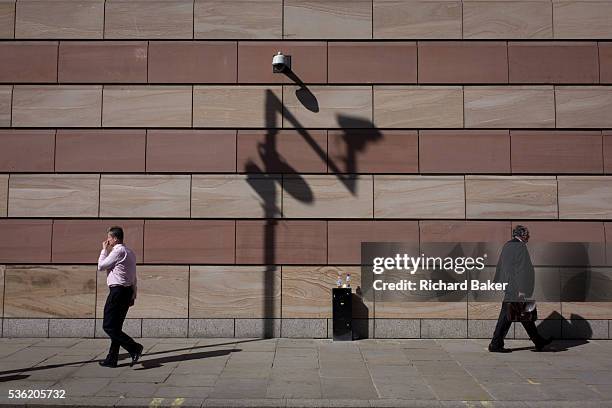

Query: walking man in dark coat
left=489, top=225, right=552, bottom=353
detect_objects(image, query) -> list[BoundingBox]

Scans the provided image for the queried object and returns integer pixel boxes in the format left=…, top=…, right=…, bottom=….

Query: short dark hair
left=108, top=226, right=124, bottom=242
left=512, top=225, right=529, bottom=239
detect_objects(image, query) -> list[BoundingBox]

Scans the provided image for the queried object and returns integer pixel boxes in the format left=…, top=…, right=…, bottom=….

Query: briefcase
left=507, top=301, right=537, bottom=322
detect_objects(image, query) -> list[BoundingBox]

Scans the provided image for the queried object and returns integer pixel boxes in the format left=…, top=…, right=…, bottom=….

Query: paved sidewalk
left=0, top=337, right=612, bottom=407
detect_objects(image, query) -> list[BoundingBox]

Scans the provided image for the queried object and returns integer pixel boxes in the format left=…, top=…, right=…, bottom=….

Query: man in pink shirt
left=97, top=226, right=143, bottom=368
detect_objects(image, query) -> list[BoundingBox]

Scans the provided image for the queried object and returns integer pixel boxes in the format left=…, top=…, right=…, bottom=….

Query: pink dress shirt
left=98, top=244, right=137, bottom=300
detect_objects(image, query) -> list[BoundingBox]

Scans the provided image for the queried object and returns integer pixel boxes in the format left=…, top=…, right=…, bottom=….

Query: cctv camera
left=272, top=52, right=291, bottom=73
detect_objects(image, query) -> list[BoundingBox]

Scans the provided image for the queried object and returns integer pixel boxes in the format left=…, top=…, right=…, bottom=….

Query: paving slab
left=267, top=378, right=322, bottom=399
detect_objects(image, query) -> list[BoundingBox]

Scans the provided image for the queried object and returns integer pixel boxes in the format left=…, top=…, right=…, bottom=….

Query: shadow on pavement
left=130, top=348, right=239, bottom=370
left=508, top=311, right=592, bottom=353
left=0, top=338, right=262, bottom=381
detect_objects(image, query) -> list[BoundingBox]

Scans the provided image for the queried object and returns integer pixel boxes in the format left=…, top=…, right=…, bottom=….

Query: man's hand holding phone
left=102, top=239, right=111, bottom=253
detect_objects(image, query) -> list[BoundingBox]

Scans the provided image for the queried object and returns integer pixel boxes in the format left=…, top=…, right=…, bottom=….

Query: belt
left=109, top=284, right=132, bottom=288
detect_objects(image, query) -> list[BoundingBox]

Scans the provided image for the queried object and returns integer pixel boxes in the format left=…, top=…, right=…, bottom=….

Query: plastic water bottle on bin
left=336, top=271, right=351, bottom=288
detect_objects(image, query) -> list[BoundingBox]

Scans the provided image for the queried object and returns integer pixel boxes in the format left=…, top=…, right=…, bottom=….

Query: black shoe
left=98, top=359, right=118, bottom=368
left=534, top=337, right=553, bottom=351
left=488, top=344, right=512, bottom=353
left=130, top=343, right=144, bottom=367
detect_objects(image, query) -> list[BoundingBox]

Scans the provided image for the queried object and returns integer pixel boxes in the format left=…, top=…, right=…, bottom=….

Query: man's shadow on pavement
left=0, top=339, right=258, bottom=381
left=125, top=348, right=239, bottom=370
left=509, top=311, right=591, bottom=353
left=509, top=243, right=594, bottom=353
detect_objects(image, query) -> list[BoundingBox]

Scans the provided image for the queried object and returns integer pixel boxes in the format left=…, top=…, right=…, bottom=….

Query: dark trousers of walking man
left=490, top=301, right=542, bottom=350
left=102, top=285, right=139, bottom=364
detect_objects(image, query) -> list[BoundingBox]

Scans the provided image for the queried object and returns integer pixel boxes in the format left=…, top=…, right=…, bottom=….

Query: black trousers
left=102, top=285, right=138, bottom=361
left=490, top=301, right=542, bottom=349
